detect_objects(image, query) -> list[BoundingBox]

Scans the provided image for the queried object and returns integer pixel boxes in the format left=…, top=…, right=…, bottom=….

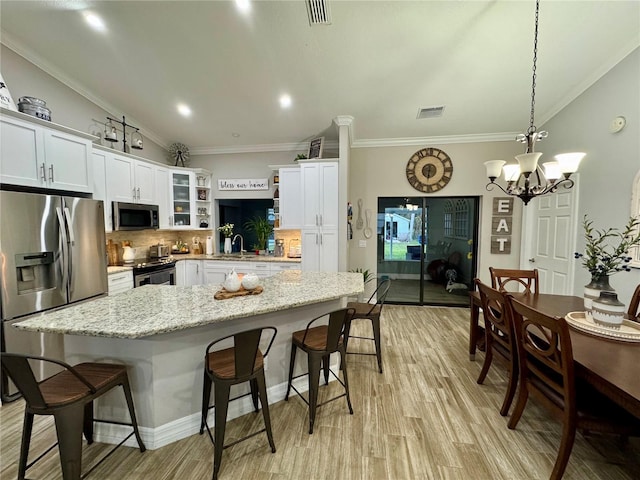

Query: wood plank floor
left=2, top=305, right=638, bottom=479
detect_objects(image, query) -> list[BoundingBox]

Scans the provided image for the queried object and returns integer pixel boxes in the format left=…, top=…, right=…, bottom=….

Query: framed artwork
left=307, top=137, right=324, bottom=159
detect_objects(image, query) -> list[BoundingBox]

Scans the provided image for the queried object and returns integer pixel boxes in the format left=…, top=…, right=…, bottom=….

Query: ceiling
left=1, top=1, right=638, bottom=154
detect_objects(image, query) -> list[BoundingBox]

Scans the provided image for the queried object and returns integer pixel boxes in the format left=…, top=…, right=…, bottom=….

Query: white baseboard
left=93, top=370, right=331, bottom=450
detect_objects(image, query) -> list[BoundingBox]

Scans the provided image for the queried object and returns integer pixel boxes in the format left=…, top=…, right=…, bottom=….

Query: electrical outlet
left=359, top=240, right=367, bottom=248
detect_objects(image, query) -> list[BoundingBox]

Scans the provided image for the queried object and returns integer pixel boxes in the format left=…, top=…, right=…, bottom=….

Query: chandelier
left=484, top=0, right=585, bottom=205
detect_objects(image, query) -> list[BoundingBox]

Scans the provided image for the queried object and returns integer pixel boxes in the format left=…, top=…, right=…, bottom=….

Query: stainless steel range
left=130, top=257, right=177, bottom=287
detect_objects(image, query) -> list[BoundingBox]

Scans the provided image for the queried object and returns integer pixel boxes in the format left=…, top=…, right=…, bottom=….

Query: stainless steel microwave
left=112, top=202, right=159, bottom=231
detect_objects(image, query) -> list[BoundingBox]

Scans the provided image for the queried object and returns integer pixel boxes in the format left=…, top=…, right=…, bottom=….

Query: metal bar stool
left=285, top=307, right=355, bottom=434
left=200, top=326, right=277, bottom=480
left=0, top=353, right=146, bottom=480
left=344, top=278, right=391, bottom=373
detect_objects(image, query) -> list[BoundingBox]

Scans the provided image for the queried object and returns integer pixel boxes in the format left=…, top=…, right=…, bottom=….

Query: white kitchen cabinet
left=91, top=150, right=112, bottom=231
left=108, top=270, right=133, bottom=295
left=170, top=171, right=195, bottom=228
left=106, top=153, right=155, bottom=205
left=270, top=262, right=301, bottom=274
left=0, top=111, right=93, bottom=193
left=300, top=161, right=339, bottom=272
left=176, top=260, right=203, bottom=286
left=185, top=260, right=203, bottom=286
left=300, top=161, right=339, bottom=229
left=203, top=260, right=275, bottom=286
left=302, top=228, right=338, bottom=272
left=155, top=166, right=171, bottom=229
left=278, top=166, right=302, bottom=229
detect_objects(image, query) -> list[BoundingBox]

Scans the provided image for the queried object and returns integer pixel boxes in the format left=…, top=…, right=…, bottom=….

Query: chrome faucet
left=232, top=234, right=246, bottom=254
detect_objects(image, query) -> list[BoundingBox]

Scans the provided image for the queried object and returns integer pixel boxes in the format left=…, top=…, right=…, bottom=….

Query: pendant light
left=484, top=0, right=585, bottom=205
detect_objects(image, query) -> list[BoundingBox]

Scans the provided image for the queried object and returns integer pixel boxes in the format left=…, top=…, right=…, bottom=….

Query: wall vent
left=306, top=0, right=331, bottom=25
left=417, top=106, right=445, bottom=119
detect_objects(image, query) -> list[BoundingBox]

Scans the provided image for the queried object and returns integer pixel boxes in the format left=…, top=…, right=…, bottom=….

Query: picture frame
left=307, top=136, right=324, bottom=159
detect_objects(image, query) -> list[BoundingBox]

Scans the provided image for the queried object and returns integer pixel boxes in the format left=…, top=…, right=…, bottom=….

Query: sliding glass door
left=376, top=196, right=479, bottom=306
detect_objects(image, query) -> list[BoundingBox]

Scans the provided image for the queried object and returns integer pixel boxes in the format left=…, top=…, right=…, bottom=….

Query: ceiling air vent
left=306, top=0, right=331, bottom=25
left=417, top=106, right=445, bottom=119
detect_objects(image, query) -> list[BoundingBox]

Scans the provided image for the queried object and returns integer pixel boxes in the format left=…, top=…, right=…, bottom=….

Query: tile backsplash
left=107, top=229, right=213, bottom=261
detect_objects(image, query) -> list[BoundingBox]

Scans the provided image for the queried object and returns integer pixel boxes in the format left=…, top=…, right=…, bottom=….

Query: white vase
left=224, top=237, right=232, bottom=254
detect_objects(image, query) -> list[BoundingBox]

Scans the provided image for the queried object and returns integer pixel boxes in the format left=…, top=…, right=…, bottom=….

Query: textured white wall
left=348, top=141, right=525, bottom=286
left=540, top=48, right=639, bottom=303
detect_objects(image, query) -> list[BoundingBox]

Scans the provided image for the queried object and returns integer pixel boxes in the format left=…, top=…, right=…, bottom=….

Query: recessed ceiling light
left=177, top=104, right=192, bottom=117
left=83, top=12, right=106, bottom=32
left=235, top=0, right=251, bottom=14
left=279, top=94, right=292, bottom=109
left=232, top=132, right=240, bottom=137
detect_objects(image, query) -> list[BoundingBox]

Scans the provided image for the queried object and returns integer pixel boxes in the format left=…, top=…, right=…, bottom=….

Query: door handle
left=41, top=163, right=47, bottom=182
left=529, top=258, right=535, bottom=263
left=133, top=188, right=137, bottom=201
left=137, top=187, right=141, bottom=200
left=49, top=165, right=54, bottom=183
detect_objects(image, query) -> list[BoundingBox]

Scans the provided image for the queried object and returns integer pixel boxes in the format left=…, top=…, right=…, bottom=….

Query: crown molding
left=1, top=32, right=168, bottom=149
left=351, top=132, right=518, bottom=148
left=191, top=142, right=309, bottom=155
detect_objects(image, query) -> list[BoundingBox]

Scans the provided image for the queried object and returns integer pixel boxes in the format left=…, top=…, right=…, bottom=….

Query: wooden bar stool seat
left=285, top=308, right=355, bottom=434
left=200, top=327, right=277, bottom=480
left=0, top=353, right=145, bottom=480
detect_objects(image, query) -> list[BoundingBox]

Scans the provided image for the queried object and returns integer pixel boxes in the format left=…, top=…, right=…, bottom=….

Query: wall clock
left=406, top=147, right=453, bottom=193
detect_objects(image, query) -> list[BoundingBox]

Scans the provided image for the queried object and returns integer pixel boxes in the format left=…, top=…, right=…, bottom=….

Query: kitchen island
left=15, top=271, right=363, bottom=449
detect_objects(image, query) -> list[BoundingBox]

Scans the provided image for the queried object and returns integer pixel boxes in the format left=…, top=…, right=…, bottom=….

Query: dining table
left=468, top=291, right=640, bottom=419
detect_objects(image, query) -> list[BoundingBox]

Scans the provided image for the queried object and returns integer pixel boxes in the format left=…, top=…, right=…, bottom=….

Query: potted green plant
left=575, top=215, right=640, bottom=311
left=244, top=216, right=273, bottom=254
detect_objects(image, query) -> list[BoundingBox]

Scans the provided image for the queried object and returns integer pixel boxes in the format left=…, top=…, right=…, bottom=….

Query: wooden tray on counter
left=214, top=285, right=263, bottom=300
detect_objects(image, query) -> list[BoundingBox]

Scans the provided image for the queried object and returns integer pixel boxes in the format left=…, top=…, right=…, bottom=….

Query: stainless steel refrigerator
left=1, top=190, right=108, bottom=401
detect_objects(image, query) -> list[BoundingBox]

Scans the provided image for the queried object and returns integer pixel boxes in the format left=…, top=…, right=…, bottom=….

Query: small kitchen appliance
left=275, top=239, right=285, bottom=257
left=149, top=244, right=170, bottom=258
left=288, top=238, right=302, bottom=258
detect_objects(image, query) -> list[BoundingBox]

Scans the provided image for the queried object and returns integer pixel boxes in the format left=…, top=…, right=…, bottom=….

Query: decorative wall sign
left=0, top=72, right=17, bottom=111
left=308, top=137, right=324, bottom=159
left=218, top=179, right=269, bottom=191
left=490, top=197, right=514, bottom=254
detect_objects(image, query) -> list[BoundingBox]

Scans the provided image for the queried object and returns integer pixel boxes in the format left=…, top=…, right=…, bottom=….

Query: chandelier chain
left=528, top=0, right=540, bottom=134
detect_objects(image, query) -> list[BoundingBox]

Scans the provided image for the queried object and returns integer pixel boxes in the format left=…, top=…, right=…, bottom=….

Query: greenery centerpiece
left=575, top=215, right=640, bottom=310
left=218, top=223, right=234, bottom=238
left=244, top=216, right=273, bottom=253
left=218, top=223, right=234, bottom=254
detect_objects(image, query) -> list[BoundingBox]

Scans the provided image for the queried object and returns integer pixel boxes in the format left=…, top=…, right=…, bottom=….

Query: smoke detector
left=306, top=0, right=331, bottom=25
left=416, top=106, right=445, bottom=119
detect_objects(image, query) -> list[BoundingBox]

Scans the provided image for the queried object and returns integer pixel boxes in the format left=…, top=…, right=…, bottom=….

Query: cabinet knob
left=528, top=258, right=535, bottom=263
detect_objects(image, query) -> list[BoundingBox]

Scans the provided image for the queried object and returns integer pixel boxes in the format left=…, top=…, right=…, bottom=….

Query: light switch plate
left=359, top=240, right=367, bottom=248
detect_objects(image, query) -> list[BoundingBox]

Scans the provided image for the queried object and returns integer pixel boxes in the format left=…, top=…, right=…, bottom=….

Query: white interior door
left=521, top=178, right=579, bottom=294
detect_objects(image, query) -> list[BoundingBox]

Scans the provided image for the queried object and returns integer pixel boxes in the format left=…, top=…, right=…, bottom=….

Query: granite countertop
left=15, top=271, right=363, bottom=339
left=107, top=255, right=301, bottom=275
left=175, top=253, right=301, bottom=263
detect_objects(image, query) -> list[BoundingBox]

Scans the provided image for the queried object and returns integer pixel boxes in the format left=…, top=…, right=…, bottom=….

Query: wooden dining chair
left=200, top=326, right=277, bottom=480
left=506, top=297, right=640, bottom=480
left=285, top=307, right=355, bottom=434
left=344, top=278, right=392, bottom=373
left=628, top=284, right=640, bottom=322
left=489, top=267, right=539, bottom=294
left=474, top=279, right=518, bottom=416
left=0, top=353, right=145, bottom=480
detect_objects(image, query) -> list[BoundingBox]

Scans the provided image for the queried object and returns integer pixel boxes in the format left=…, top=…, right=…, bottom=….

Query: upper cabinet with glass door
left=170, top=169, right=211, bottom=230
left=171, top=171, right=193, bottom=228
